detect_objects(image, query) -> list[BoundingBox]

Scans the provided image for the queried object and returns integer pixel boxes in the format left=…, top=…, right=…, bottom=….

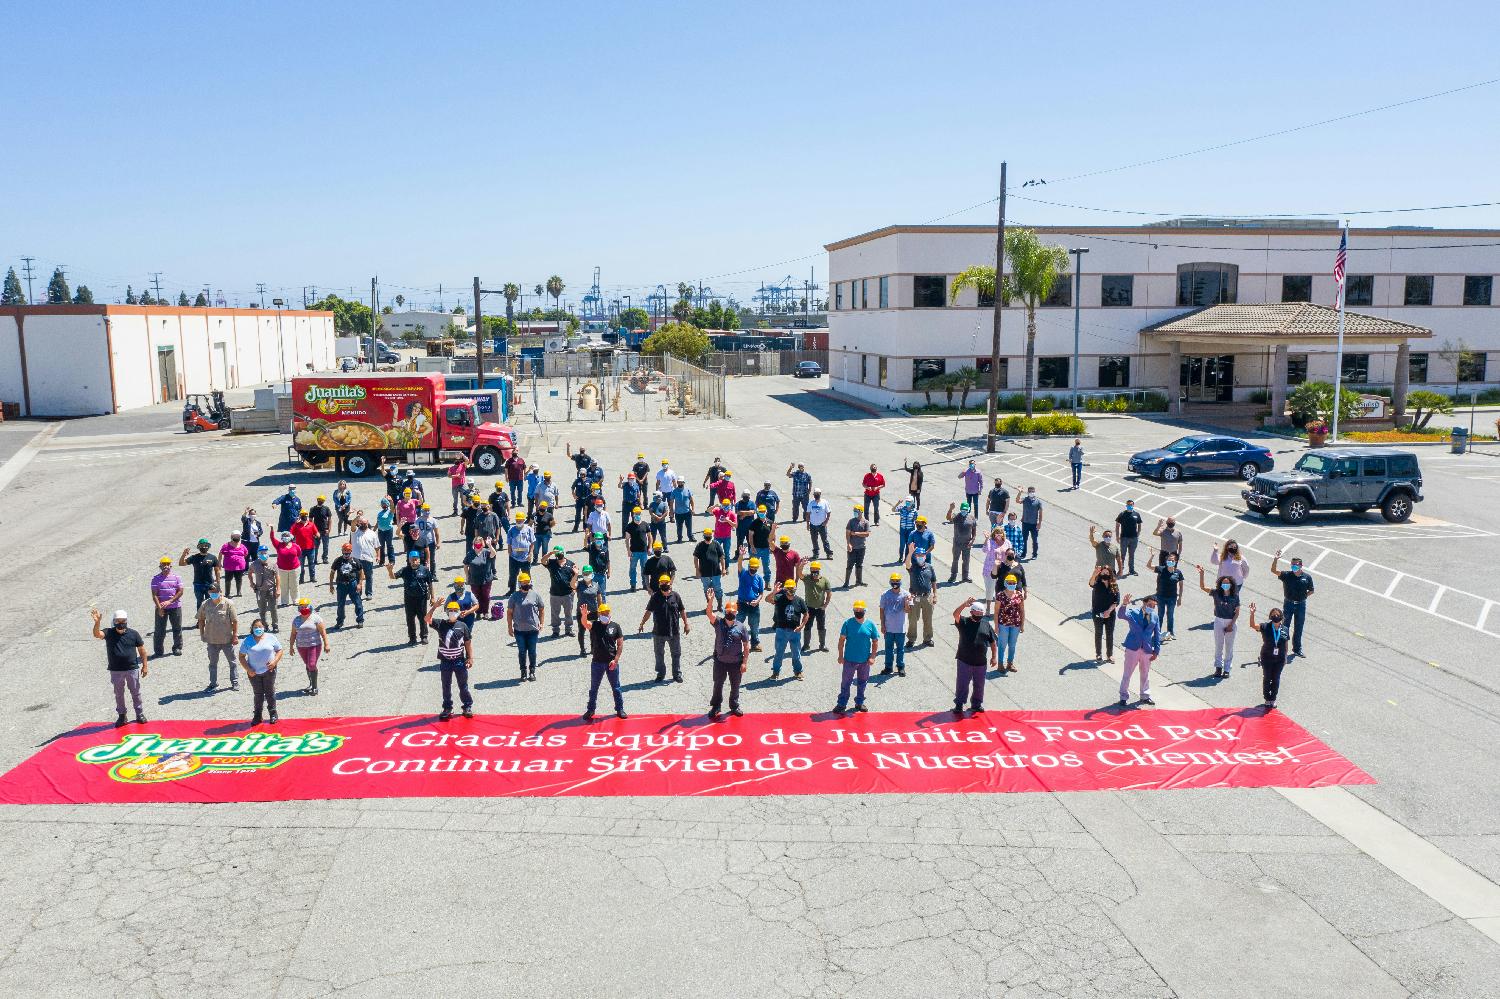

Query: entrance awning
left=1140, top=303, right=1432, bottom=348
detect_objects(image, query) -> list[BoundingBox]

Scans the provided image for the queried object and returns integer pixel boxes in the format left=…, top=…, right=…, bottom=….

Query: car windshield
left=1163, top=437, right=1203, bottom=455
left=1294, top=454, right=1330, bottom=474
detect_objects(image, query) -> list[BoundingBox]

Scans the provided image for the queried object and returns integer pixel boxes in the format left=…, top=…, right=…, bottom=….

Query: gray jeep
left=1242, top=447, right=1423, bottom=524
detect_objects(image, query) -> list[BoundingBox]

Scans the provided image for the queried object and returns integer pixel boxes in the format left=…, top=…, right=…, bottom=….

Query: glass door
left=1179, top=355, right=1235, bottom=402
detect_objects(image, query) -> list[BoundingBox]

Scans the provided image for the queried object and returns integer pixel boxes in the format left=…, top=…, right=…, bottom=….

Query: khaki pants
left=256, top=589, right=279, bottom=632
left=278, top=569, right=298, bottom=606
left=906, top=594, right=934, bottom=644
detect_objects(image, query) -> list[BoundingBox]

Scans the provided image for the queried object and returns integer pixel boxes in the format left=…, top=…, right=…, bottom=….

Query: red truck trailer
left=290, top=373, right=518, bottom=477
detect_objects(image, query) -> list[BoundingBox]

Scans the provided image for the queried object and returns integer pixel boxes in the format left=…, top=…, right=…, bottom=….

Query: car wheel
left=1238, top=461, right=1259, bottom=481
left=1160, top=464, right=1182, bottom=482
left=1278, top=495, right=1311, bottom=524
left=473, top=447, right=502, bottom=474
left=343, top=452, right=375, bottom=477
left=1380, top=492, right=1414, bottom=523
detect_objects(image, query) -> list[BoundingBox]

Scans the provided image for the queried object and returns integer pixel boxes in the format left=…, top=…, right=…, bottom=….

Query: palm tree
left=951, top=229, right=1069, bottom=417
left=502, top=283, right=519, bottom=326
left=394, top=294, right=405, bottom=309
left=953, top=366, right=980, bottom=410
left=546, top=275, right=564, bottom=319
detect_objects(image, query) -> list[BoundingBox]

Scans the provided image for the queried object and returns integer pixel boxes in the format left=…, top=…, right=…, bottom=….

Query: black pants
left=250, top=669, right=277, bottom=721
left=152, top=607, right=182, bottom=656
left=809, top=523, right=831, bottom=558
left=710, top=658, right=743, bottom=712
left=573, top=500, right=588, bottom=531
left=225, top=570, right=245, bottom=597
left=802, top=607, right=826, bottom=649
left=790, top=495, right=808, bottom=521
left=1093, top=615, right=1116, bottom=659
left=1262, top=656, right=1286, bottom=703
left=404, top=595, right=429, bottom=642
left=863, top=494, right=881, bottom=524
left=843, top=549, right=865, bottom=586
left=440, top=660, right=473, bottom=711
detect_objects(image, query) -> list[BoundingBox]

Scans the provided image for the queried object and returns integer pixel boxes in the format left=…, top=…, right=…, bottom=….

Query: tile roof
left=1140, top=303, right=1432, bottom=340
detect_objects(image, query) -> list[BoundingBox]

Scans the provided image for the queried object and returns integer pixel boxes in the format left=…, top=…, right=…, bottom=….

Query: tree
left=445, top=322, right=471, bottom=341
left=46, top=267, right=70, bottom=304
left=1437, top=338, right=1475, bottom=399
left=481, top=315, right=517, bottom=340
left=672, top=298, right=693, bottom=322
left=1287, top=381, right=1360, bottom=426
left=193, top=291, right=209, bottom=307
left=72, top=285, right=94, bottom=304
left=125, top=285, right=138, bottom=305
left=677, top=281, right=694, bottom=304
left=618, top=306, right=649, bottom=330
left=139, top=289, right=156, bottom=305
left=545, top=275, right=564, bottom=316
left=177, top=291, right=190, bottom=306
left=308, top=293, right=374, bottom=338
left=953, top=366, right=981, bottom=409
left=1405, top=390, right=1454, bottom=430
left=394, top=294, right=405, bottom=309
left=642, top=321, right=711, bottom=364
left=953, top=229, right=1070, bottom=417
left=1, top=267, right=24, bottom=304
left=722, top=307, right=740, bottom=332
left=502, top=282, right=519, bottom=327
left=452, top=305, right=466, bottom=315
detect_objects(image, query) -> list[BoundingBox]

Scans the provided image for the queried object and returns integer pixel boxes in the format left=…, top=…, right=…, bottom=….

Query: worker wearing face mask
left=1270, top=549, right=1315, bottom=658
left=91, top=608, right=148, bottom=727
left=639, top=573, right=689, bottom=683
left=1146, top=549, right=1185, bottom=640
left=506, top=572, right=545, bottom=681
left=1248, top=602, right=1290, bottom=709
left=1116, top=593, right=1161, bottom=707
left=1114, top=499, right=1143, bottom=576
left=581, top=603, right=627, bottom=721
left=428, top=600, right=474, bottom=721
left=705, top=599, right=750, bottom=720
left=833, top=600, right=880, bottom=715
left=1195, top=564, right=1241, bottom=679
left=1089, top=524, right=1120, bottom=572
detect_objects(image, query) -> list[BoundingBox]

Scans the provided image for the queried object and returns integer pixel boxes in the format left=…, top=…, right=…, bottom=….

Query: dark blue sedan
left=1128, top=436, right=1273, bottom=483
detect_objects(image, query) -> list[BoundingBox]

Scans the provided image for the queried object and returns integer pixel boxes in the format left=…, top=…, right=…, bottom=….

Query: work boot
left=114, top=713, right=127, bottom=727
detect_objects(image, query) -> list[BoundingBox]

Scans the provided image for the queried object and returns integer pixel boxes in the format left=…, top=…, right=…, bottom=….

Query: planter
left=1307, top=428, right=1329, bottom=447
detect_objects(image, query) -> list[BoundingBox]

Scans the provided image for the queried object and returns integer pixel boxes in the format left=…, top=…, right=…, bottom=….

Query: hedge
left=996, top=413, right=1088, bottom=436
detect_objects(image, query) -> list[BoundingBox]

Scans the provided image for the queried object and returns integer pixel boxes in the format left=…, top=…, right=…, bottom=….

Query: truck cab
left=440, top=400, right=514, bottom=474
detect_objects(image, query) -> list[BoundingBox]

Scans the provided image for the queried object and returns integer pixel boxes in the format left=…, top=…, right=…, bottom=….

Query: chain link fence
left=508, top=353, right=726, bottom=423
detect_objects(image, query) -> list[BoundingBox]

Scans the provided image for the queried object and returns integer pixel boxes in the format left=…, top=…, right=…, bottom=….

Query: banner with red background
left=0, top=709, right=1372, bottom=805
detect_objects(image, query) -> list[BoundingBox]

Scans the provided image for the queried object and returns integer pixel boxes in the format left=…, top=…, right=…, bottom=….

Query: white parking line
left=0, top=423, right=61, bottom=493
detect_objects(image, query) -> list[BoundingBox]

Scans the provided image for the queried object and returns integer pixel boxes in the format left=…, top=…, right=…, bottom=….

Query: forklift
left=182, top=391, right=232, bottom=432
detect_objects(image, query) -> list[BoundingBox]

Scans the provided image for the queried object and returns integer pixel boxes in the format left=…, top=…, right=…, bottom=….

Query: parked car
left=795, top=360, right=823, bottom=378
left=1242, top=447, right=1422, bottom=524
left=1128, top=435, right=1274, bottom=482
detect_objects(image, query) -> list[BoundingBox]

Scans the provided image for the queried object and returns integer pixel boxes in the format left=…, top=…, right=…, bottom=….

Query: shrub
left=1248, top=389, right=1270, bottom=404
left=996, top=413, right=1087, bottom=436
left=1405, top=389, right=1453, bottom=430
left=1033, top=396, right=1055, bottom=412
left=1134, top=391, right=1170, bottom=412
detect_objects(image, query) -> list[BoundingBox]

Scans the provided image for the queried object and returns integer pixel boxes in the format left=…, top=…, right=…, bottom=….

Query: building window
left=1463, top=275, right=1494, bottom=306
left=1177, top=262, right=1239, bottom=306
left=860, top=353, right=868, bottom=382
left=975, top=357, right=1008, bottom=385
left=878, top=356, right=888, bottom=386
left=977, top=287, right=995, bottom=307
left=912, top=358, right=946, bottom=388
left=1281, top=275, right=1313, bottom=303
left=1287, top=353, right=1308, bottom=385
left=834, top=284, right=843, bottom=310
left=1403, top=275, right=1433, bottom=306
left=1036, top=356, right=1070, bottom=388
left=1101, top=274, right=1134, bottom=307
left=1458, top=351, right=1488, bottom=383
left=1345, top=274, right=1374, bottom=307
left=878, top=276, right=889, bottom=309
left=1408, top=352, right=1428, bottom=384
left=1341, top=353, right=1370, bottom=384
left=1098, top=356, right=1130, bottom=387
left=913, top=275, right=947, bottom=308
left=861, top=278, right=870, bottom=309
left=1041, top=279, right=1071, bottom=308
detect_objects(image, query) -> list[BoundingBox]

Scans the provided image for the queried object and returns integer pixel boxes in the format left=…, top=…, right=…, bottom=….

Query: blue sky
left=4, top=0, right=1498, bottom=310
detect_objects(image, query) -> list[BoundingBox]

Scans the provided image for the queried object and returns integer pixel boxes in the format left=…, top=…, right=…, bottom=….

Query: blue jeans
left=754, top=548, right=771, bottom=585
left=378, top=529, right=395, bottom=565
left=744, top=604, right=762, bottom=646
left=440, top=661, right=472, bottom=712
left=588, top=661, right=624, bottom=714
left=716, top=536, right=733, bottom=562
left=836, top=659, right=870, bottom=709
left=898, top=528, right=911, bottom=563
left=651, top=522, right=667, bottom=547
left=509, top=481, right=523, bottom=505
left=192, top=581, right=212, bottom=609
left=1282, top=599, right=1307, bottom=653
left=1159, top=595, right=1178, bottom=636
left=629, top=550, right=649, bottom=588
left=772, top=628, right=803, bottom=676
left=675, top=513, right=693, bottom=542
left=701, top=575, right=724, bottom=608
left=300, top=548, right=317, bottom=581
left=335, top=582, right=364, bottom=626
left=954, top=660, right=986, bottom=710
left=515, top=630, right=539, bottom=674
left=1071, top=462, right=1083, bottom=488
left=534, top=531, right=551, bottom=563
left=883, top=632, right=905, bottom=672
left=358, top=559, right=375, bottom=597
left=997, top=624, right=1020, bottom=665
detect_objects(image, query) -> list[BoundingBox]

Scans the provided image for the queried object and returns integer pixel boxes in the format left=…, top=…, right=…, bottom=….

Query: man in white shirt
left=805, top=489, right=832, bottom=560
left=655, top=460, right=678, bottom=497
left=350, top=519, right=379, bottom=598
left=585, top=497, right=612, bottom=539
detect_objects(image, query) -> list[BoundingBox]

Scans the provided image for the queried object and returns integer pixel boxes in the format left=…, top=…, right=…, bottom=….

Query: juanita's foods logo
left=76, top=732, right=345, bottom=784
left=303, top=383, right=367, bottom=416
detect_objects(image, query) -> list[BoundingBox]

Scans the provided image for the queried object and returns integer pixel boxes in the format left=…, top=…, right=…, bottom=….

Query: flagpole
left=1330, top=223, right=1348, bottom=442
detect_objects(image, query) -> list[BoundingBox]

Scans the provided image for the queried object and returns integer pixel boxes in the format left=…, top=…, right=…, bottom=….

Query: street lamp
left=1069, top=247, right=1089, bottom=413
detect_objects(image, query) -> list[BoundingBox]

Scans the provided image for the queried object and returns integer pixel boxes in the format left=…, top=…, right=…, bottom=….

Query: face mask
left=890, top=582, right=900, bottom=590
left=299, top=607, right=311, bottom=616
left=1126, top=504, right=1134, bottom=511
left=779, top=543, right=789, bottom=551
left=633, top=515, right=642, bottom=522
left=1166, top=522, right=1175, bottom=529
left=1103, top=535, right=1112, bottom=543
left=1027, top=491, right=1035, bottom=497
left=208, top=592, right=220, bottom=600
left=1165, top=560, right=1176, bottom=568
left=598, top=615, right=610, bottom=625
left=1220, top=583, right=1231, bottom=592
left=1270, top=616, right=1283, bottom=625
left=1004, top=583, right=1017, bottom=591
left=520, top=583, right=531, bottom=591
left=1227, top=548, right=1238, bottom=557
left=114, top=622, right=127, bottom=631
left=725, top=613, right=736, bottom=621
left=252, top=627, right=265, bottom=638
left=446, top=612, right=459, bottom=622
left=854, top=611, right=865, bottom=619
left=1291, top=565, right=1302, bottom=574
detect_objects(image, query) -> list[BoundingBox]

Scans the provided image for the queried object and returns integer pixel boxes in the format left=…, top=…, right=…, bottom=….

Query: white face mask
left=598, top=614, right=611, bottom=625
left=446, top=611, right=459, bottom=622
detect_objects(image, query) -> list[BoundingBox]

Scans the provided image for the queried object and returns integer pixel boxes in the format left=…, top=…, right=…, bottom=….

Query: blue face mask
left=1220, top=583, right=1231, bottom=592
left=252, top=627, right=265, bottom=638
left=1291, top=565, right=1302, bottom=574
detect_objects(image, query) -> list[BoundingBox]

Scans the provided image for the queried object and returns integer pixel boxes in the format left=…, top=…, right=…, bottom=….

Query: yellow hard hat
left=297, top=597, right=311, bottom=607
left=852, top=600, right=866, bottom=611
left=159, top=556, right=172, bottom=565
left=543, top=470, right=552, bottom=478
left=420, top=503, right=431, bottom=510
left=1004, top=574, right=1019, bottom=584
left=661, top=459, right=669, bottom=465
left=316, top=494, right=326, bottom=501
left=514, top=511, right=526, bottom=521
left=517, top=572, right=531, bottom=583
left=889, top=572, right=902, bottom=581
left=452, top=576, right=466, bottom=585
left=853, top=504, right=862, bottom=512
left=658, top=573, right=671, bottom=583
left=723, top=471, right=732, bottom=477
left=636, top=453, right=645, bottom=459
left=403, top=488, right=412, bottom=496
left=748, top=557, right=761, bottom=568
left=756, top=504, right=767, bottom=512
left=597, top=603, right=611, bottom=614
left=445, top=601, right=460, bottom=611
left=783, top=581, right=797, bottom=590
left=777, top=535, right=789, bottom=544
left=539, top=500, right=549, bottom=508
left=651, top=540, right=663, bottom=550
left=915, top=515, right=927, bottom=524
left=809, top=561, right=821, bottom=570
left=495, top=480, right=504, bottom=488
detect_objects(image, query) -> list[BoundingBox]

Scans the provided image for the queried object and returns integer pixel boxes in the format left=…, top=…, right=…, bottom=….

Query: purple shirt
left=961, top=467, right=984, bottom=494
left=151, top=571, right=183, bottom=610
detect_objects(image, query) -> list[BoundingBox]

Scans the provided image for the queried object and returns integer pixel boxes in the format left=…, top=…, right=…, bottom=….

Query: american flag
left=1333, top=229, right=1347, bottom=308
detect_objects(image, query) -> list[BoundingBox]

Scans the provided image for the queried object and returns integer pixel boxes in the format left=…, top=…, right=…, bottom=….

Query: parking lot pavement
left=1, top=379, right=1498, bottom=998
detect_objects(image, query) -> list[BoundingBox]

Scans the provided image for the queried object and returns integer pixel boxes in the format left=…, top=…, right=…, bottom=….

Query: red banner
left=0, top=709, right=1372, bottom=805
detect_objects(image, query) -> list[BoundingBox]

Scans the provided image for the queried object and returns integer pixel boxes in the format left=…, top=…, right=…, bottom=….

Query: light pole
left=1069, top=247, right=1089, bottom=413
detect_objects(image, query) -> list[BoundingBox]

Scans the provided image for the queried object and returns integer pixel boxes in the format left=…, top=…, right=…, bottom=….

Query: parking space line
left=1480, top=602, right=1495, bottom=631
left=1343, top=560, right=1368, bottom=584
left=1428, top=586, right=1449, bottom=613
left=1307, top=549, right=1330, bottom=571
left=0, top=422, right=62, bottom=493
left=1384, top=573, right=1405, bottom=597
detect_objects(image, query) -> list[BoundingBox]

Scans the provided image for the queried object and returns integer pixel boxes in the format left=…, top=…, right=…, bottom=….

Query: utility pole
left=256, top=283, right=267, bottom=308
left=473, top=276, right=486, bottom=387
left=370, top=277, right=378, bottom=372
left=20, top=256, right=35, bottom=304
left=984, top=162, right=1008, bottom=453
left=1069, top=247, right=1089, bottom=413
left=150, top=272, right=164, bottom=304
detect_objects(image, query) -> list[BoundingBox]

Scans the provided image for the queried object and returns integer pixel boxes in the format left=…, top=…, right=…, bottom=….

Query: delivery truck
left=290, top=373, right=518, bottom=477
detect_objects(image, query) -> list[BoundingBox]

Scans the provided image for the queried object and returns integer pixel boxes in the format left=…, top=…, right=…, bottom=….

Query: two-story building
left=825, top=220, right=1499, bottom=415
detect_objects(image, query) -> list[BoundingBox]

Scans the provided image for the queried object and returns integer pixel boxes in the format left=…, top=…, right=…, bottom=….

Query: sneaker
left=972, top=706, right=985, bottom=714
left=751, top=644, right=762, bottom=652
left=439, top=710, right=452, bottom=721
left=673, top=674, right=683, bottom=684
left=952, top=705, right=964, bottom=716
left=268, top=713, right=279, bottom=724
left=615, top=710, right=628, bottom=719
left=793, top=674, right=803, bottom=681
left=897, top=669, right=906, bottom=677
left=730, top=707, right=743, bottom=717
left=854, top=704, right=868, bottom=713
left=879, top=668, right=894, bottom=676
left=1118, top=698, right=1128, bottom=707
left=114, top=713, right=127, bottom=727
left=230, top=681, right=240, bottom=691
left=1140, top=696, right=1156, bottom=706
left=462, top=707, right=474, bottom=719
left=708, top=711, right=721, bottom=721
left=833, top=706, right=846, bottom=715
left=583, top=711, right=595, bottom=721
left=251, top=715, right=263, bottom=725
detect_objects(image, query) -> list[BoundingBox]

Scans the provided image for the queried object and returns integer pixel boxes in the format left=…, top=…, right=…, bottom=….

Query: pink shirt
left=396, top=498, right=418, bottom=524
left=714, top=480, right=737, bottom=503
left=448, top=461, right=468, bottom=487
left=220, top=543, right=249, bottom=572
left=712, top=506, right=736, bottom=539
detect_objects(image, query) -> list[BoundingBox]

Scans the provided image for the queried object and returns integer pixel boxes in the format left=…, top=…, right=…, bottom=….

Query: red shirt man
left=862, top=469, right=886, bottom=497
left=713, top=475, right=737, bottom=504
left=772, top=542, right=803, bottom=585
left=712, top=503, right=737, bottom=539
left=290, top=518, right=320, bottom=554
left=505, top=453, right=527, bottom=483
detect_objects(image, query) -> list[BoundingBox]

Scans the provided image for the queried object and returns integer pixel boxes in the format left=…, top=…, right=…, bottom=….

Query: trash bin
left=1452, top=426, right=1469, bottom=454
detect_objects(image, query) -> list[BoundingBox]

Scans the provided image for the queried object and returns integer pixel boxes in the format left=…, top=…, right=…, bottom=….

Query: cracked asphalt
left=1, top=378, right=1498, bottom=998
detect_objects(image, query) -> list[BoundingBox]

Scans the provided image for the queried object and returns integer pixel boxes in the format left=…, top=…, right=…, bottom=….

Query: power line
left=1008, top=195, right=1500, bottom=218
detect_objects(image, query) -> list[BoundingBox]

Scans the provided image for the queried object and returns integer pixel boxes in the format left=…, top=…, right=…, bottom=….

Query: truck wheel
left=472, top=447, right=502, bottom=474
left=343, top=452, right=375, bottom=477
left=1278, top=495, right=1311, bottom=524
left=1380, top=492, right=1414, bottom=523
